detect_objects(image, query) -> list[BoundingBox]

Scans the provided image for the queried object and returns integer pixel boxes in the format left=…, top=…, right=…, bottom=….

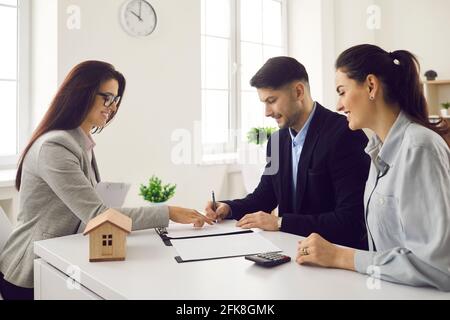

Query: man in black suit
left=205, top=57, right=370, bottom=249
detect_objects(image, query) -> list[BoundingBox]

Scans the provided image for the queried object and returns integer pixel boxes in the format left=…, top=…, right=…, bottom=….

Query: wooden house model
left=83, top=209, right=132, bottom=262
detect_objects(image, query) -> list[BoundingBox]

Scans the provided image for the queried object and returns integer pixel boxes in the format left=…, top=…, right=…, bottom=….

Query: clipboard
left=170, top=232, right=281, bottom=263
left=174, top=253, right=259, bottom=263
left=155, top=226, right=253, bottom=247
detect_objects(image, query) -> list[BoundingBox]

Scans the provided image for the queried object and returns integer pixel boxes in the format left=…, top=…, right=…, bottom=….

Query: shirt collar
left=365, top=111, right=412, bottom=170
left=289, top=102, right=317, bottom=146
left=77, top=127, right=96, bottom=152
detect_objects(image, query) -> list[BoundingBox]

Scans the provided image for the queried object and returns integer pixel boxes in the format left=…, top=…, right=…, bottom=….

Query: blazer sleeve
left=37, top=141, right=169, bottom=230
left=222, top=138, right=278, bottom=220
left=281, top=128, right=370, bottom=248
left=354, top=145, right=450, bottom=291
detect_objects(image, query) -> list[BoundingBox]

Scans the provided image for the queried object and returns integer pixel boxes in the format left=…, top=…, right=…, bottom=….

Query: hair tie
left=389, top=51, right=401, bottom=66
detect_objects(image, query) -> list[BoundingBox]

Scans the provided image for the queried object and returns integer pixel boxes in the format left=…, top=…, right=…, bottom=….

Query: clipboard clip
left=156, top=227, right=172, bottom=246
left=156, top=227, right=168, bottom=235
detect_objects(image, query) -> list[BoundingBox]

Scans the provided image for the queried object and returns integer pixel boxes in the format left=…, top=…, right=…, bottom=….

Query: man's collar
left=289, top=102, right=317, bottom=142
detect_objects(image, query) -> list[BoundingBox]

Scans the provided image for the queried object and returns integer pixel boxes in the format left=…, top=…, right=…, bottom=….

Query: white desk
left=34, top=221, right=450, bottom=300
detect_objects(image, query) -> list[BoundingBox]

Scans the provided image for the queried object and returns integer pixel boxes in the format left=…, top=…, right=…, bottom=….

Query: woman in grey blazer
left=0, top=61, right=212, bottom=300
left=295, top=44, right=450, bottom=291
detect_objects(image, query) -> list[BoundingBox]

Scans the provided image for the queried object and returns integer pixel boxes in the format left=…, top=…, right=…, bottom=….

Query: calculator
left=245, top=252, right=291, bottom=267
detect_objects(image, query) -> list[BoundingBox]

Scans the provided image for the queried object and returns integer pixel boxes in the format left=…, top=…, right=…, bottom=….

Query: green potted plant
left=246, top=127, right=278, bottom=145
left=139, top=175, right=176, bottom=204
left=440, top=102, right=450, bottom=117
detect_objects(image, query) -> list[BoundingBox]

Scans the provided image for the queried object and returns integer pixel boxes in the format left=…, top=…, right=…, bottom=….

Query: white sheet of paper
left=95, top=182, right=131, bottom=208
left=165, top=221, right=253, bottom=238
left=171, top=232, right=281, bottom=261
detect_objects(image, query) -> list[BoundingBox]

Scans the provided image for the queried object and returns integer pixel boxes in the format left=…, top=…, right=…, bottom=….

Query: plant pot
left=138, top=198, right=168, bottom=206
left=440, top=109, right=449, bottom=117
left=148, top=201, right=168, bottom=207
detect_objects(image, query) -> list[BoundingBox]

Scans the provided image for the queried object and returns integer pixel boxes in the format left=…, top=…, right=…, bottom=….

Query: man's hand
left=236, top=211, right=279, bottom=231
left=204, top=201, right=231, bottom=222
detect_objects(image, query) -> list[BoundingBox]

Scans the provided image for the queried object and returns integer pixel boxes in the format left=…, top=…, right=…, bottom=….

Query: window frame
left=0, top=0, right=31, bottom=169
left=201, top=0, right=288, bottom=161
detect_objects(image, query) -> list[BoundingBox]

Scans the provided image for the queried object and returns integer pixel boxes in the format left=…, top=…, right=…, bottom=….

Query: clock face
left=120, top=0, right=157, bottom=37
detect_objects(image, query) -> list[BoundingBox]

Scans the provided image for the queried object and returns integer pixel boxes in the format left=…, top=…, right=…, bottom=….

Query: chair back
left=0, top=206, right=12, bottom=254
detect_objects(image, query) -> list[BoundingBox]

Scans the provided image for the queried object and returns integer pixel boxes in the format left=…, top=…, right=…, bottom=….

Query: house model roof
left=83, top=209, right=132, bottom=235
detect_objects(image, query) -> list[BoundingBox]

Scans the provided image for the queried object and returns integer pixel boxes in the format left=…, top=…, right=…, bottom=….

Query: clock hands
left=130, top=1, right=143, bottom=22
left=130, top=10, right=143, bottom=21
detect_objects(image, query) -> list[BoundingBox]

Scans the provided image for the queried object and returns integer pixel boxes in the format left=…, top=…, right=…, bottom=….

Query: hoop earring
left=369, top=96, right=375, bottom=101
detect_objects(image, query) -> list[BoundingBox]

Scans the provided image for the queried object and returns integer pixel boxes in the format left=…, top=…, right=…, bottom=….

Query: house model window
left=102, top=234, right=113, bottom=247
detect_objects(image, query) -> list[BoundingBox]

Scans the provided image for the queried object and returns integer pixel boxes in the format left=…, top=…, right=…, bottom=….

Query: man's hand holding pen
left=205, top=201, right=231, bottom=222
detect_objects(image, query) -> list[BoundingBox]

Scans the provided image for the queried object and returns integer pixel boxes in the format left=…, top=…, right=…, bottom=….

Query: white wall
left=288, top=0, right=324, bottom=104
left=332, top=0, right=450, bottom=81
left=34, top=0, right=230, bottom=209
left=333, top=0, right=376, bottom=56
left=30, top=0, right=58, bottom=129
left=291, top=0, right=450, bottom=110
left=375, top=0, right=450, bottom=79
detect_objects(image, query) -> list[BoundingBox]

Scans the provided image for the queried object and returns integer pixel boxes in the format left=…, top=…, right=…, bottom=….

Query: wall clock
left=120, top=0, right=157, bottom=37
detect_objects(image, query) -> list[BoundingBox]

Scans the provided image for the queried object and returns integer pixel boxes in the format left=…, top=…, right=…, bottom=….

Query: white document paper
left=165, top=221, right=253, bottom=239
left=95, top=182, right=131, bottom=208
left=171, top=232, right=281, bottom=261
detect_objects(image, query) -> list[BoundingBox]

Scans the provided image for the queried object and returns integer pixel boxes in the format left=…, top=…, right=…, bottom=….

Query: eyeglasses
left=97, top=92, right=121, bottom=108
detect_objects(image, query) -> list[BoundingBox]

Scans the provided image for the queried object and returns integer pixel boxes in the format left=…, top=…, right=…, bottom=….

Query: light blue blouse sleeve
left=355, top=144, right=450, bottom=291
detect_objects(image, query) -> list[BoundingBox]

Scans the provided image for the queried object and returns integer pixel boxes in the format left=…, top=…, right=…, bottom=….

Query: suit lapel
left=68, top=128, right=101, bottom=186
left=294, top=104, right=325, bottom=212
left=279, top=130, right=294, bottom=215
left=91, top=151, right=101, bottom=183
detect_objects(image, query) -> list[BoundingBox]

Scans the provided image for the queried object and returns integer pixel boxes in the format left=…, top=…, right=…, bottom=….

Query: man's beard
left=278, top=109, right=301, bottom=129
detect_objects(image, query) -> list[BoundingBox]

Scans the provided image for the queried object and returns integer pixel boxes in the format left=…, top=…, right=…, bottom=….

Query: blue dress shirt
left=289, top=103, right=316, bottom=194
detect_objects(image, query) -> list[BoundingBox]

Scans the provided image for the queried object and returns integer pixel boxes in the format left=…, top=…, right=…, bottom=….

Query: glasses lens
left=106, top=95, right=114, bottom=107
left=99, top=93, right=120, bottom=107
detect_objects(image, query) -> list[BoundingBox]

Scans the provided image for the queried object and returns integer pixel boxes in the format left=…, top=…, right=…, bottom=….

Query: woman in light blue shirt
left=295, top=44, right=450, bottom=291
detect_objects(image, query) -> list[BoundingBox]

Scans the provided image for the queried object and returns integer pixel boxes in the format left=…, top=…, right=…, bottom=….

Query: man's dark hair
left=250, top=56, right=309, bottom=89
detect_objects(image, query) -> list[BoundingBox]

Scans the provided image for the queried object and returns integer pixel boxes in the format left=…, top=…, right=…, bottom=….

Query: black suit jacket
left=224, top=103, right=370, bottom=249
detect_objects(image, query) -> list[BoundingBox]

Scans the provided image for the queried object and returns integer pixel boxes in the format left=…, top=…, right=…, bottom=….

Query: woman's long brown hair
left=16, top=60, right=126, bottom=190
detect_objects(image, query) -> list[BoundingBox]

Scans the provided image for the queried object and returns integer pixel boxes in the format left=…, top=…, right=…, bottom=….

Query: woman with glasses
left=295, top=44, right=450, bottom=291
left=0, top=61, right=213, bottom=300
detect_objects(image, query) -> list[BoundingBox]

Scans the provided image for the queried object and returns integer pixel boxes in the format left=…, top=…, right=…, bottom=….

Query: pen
left=212, top=190, right=217, bottom=223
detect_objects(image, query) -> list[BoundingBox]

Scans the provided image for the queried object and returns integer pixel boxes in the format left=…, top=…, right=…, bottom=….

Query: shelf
left=424, top=80, right=450, bottom=115
left=429, top=115, right=450, bottom=119
left=424, top=80, right=450, bottom=85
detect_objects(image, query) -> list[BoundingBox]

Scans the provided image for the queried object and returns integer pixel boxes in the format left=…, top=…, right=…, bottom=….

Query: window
left=0, top=0, right=30, bottom=168
left=201, top=0, right=287, bottom=158
left=102, top=234, right=113, bottom=247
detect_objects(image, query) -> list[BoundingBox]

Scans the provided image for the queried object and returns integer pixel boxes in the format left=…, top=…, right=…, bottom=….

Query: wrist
left=167, top=206, right=180, bottom=219
left=222, top=203, right=231, bottom=219
left=334, top=247, right=355, bottom=271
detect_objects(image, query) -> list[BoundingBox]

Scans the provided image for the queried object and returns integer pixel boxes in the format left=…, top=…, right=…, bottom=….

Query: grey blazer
left=0, top=129, right=169, bottom=288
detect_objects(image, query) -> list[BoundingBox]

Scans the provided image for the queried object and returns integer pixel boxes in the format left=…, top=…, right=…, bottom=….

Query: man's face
left=257, top=83, right=302, bottom=129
